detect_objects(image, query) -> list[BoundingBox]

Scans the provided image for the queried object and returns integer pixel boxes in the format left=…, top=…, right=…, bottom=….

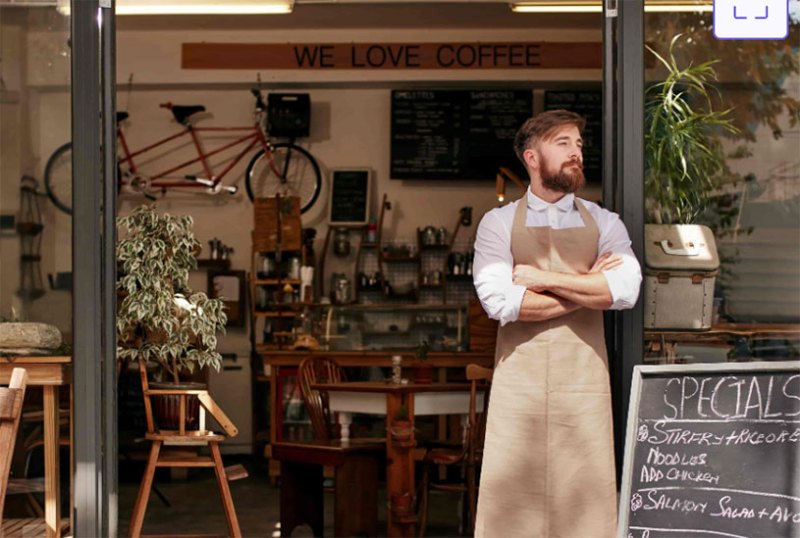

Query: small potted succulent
left=411, top=339, right=432, bottom=384
left=116, top=205, right=227, bottom=429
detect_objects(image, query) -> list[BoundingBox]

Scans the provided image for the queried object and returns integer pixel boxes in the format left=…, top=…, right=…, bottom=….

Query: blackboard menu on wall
left=390, top=89, right=532, bottom=180
left=619, top=362, right=800, bottom=538
left=329, top=169, right=371, bottom=225
left=544, top=89, right=602, bottom=184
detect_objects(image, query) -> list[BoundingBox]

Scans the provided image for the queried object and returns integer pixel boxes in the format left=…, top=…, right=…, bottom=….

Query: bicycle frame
left=116, top=121, right=270, bottom=190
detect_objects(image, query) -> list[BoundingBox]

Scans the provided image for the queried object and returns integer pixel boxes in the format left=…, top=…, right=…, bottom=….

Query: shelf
left=420, top=283, right=445, bottom=289
left=254, top=311, right=299, bottom=318
left=197, top=258, right=231, bottom=271
left=256, top=344, right=283, bottom=352
left=420, top=244, right=450, bottom=251
left=254, top=278, right=302, bottom=285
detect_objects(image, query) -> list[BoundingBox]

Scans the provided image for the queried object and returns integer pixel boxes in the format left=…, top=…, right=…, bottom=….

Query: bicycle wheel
left=44, top=142, right=73, bottom=215
left=245, top=142, right=322, bottom=214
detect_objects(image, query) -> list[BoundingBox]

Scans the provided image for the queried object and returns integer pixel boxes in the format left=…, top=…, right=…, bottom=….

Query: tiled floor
left=117, top=456, right=467, bottom=538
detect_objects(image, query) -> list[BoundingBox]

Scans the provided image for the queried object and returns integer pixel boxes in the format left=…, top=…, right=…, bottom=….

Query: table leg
left=43, top=385, right=61, bottom=538
left=385, top=393, right=415, bottom=538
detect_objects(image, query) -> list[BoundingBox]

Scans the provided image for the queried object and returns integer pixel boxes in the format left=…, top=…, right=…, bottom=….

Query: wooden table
left=0, top=356, right=72, bottom=538
left=312, top=381, right=484, bottom=537
left=645, top=323, right=800, bottom=363
left=258, top=350, right=492, bottom=479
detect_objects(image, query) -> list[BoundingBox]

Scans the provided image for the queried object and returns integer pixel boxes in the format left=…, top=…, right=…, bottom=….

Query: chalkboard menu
left=390, top=89, right=532, bottom=180
left=544, top=89, right=602, bottom=184
left=328, top=169, right=371, bottom=225
left=619, top=362, right=800, bottom=538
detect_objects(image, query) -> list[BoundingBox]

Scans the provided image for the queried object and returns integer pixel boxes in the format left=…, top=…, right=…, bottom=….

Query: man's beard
left=540, top=157, right=585, bottom=193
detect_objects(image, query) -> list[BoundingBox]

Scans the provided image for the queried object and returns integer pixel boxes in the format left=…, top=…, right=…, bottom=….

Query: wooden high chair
left=1, top=368, right=29, bottom=534
left=129, top=360, right=246, bottom=538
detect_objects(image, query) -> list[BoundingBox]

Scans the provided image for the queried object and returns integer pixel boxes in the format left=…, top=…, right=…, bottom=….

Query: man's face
left=528, top=124, right=585, bottom=194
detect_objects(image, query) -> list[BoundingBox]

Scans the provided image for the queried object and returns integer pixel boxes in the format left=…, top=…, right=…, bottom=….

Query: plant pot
left=149, top=381, right=206, bottom=431
left=412, top=363, right=433, bottom=384
left=390, top=420, right=413, bottom=441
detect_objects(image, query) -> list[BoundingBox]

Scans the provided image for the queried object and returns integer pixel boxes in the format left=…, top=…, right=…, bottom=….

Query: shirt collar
left=527, top=190, right=575, bottom=212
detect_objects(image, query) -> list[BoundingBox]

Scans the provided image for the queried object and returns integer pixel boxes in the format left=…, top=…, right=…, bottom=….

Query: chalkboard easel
left=328, top=169, right=371, bottom=226
left=618, top=361, right=800, bottom=538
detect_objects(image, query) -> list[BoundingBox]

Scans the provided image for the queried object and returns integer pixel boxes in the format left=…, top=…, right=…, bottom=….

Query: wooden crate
left=253, top=197, right=302, bottom=252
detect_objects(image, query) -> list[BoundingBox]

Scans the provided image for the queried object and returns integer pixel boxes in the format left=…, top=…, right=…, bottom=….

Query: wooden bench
left=271, top=440, right=383, bottom=538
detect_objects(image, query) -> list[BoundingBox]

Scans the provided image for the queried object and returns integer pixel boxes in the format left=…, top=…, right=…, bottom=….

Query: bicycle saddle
left=170, top=105, right=206, bottom=125
left=116, top=111, right=129, bottom=123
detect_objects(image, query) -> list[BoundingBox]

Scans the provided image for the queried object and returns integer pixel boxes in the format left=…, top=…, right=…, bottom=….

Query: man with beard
left=472, top=109, right=641, bottom=537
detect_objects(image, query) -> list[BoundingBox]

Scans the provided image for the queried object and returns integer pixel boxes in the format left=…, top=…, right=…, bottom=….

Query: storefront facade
left=1, top=1, right=797, bottom=536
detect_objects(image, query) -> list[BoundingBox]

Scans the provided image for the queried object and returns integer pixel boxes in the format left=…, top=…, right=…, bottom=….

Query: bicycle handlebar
left=251, top=88, right=267, bottom=111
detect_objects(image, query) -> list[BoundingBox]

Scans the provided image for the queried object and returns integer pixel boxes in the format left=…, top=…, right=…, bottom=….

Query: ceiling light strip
left=510, top=1, right=712, bottom=13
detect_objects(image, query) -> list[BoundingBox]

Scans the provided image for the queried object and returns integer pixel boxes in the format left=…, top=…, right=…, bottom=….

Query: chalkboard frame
left=617, top=360, right=800, bottom=538
left=327, top=168, right=372, bottom=226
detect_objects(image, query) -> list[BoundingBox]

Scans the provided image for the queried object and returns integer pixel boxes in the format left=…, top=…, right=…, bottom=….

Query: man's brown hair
left=513, top=109, right=586, bottom=163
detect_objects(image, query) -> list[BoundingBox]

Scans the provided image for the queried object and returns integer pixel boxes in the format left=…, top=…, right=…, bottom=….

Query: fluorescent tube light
left=57, top=0, right=294, bottom=15
left=510, top=1, right=712, bottom=13
left=510, top=1, right=601, bottom=13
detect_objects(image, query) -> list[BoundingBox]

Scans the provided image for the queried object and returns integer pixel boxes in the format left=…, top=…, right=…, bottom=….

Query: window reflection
left=643, top=7, right=800, bottom=364
left=0, top=5, right=71, bottom=348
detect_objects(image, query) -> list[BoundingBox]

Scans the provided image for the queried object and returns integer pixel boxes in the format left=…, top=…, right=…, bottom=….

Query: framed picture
left=208, top=270, right=246, bottom=327
left=328, top=168, right=371, bottom=225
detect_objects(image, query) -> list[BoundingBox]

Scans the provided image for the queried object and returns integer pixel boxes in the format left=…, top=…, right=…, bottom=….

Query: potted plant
left=411, top=339, right=432, bottom=384
left=643, top=35, right=742, bottom=330
left=645, top=35, right=739, bottom=225
left=116, top=204, right=227, bottom=429
left=389, top=403, right=413, bottom=442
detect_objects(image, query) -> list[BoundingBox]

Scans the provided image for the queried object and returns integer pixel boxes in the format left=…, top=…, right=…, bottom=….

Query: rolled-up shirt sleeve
left=598, top=211, right=642, bottom=310
left=473, top=209, right=527, bottom=326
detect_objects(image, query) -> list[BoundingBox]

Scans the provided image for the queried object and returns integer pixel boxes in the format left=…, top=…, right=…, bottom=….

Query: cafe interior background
left=0, top=0, right=798, bottom=536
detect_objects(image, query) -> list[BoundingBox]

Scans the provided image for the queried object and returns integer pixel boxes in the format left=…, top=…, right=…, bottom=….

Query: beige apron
left=474, top=197, right=616, bottom=538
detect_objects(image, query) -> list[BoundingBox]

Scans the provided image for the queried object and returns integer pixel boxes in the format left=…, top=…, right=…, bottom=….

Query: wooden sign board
left=618, top=361, right=800, bottom=538
left=182, top=42, right=602, bottom=70
left=253, top=197, right=302, bottom=253
left=328, top=169, right=371, bottom=226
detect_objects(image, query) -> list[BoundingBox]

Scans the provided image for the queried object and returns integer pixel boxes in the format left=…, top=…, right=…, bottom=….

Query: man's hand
left=512, top=264, right=553, bottom=292
left=590, top=252, right=623, bottom=273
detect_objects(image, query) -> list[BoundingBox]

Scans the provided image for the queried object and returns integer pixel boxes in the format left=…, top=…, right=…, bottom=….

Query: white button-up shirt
left=474, top=190, right=642, bottom=326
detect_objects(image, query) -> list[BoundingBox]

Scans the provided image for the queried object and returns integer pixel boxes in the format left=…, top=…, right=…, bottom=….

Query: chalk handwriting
left=662, top=374, right=800, bottom=420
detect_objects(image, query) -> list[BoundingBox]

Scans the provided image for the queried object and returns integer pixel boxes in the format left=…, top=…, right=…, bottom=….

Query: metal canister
left=391, top=355, right=403, bottom=384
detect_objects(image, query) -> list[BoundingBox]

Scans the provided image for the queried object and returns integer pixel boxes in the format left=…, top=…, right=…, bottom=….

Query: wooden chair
left=417, top=363, right=492, bottom=537
left=271, top=356, right=383, bottom=536
left=1, top=368, right=29, bottom=530
left=297, top=356, right=346, bottom=441
left=129, top=360, right=246, bottom=538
